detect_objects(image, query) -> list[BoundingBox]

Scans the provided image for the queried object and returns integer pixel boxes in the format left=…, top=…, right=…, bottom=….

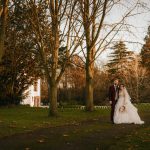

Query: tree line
left=0, top=0, right=149, bottom=116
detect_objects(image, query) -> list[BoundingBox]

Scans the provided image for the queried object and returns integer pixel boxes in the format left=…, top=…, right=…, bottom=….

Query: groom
left=108, top=79, right=119, bottom=123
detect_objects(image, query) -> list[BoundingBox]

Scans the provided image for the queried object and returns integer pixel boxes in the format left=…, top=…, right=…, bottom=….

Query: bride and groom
left=109, top=79, right=144, bottom=124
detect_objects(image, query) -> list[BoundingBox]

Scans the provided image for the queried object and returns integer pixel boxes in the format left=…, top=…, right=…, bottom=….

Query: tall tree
left=0, top=0, right=40, bottom=105
left=77, top=0, right=108, bottom=111
left=0, top=0, right=8, bottom=62
left=107, top=41, right=134, bottom=78
left=140, top=25, right=150, bottom=102
left=124, top=55, right=149, bottom=102
left=77, top=0, right=141, bottom=111
left=141, top=25, right=150, bottom=70
left=26, top=0, right=81, bottom=116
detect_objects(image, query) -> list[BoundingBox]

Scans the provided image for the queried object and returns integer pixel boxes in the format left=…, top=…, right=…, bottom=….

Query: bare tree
left=26, top=0, right=81, bottom=116
left=125, top=54, right=148, bottom=102
left=77, top=0, right=144, bottom=111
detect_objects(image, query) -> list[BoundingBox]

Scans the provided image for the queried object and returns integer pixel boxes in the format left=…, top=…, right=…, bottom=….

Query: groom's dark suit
left=109, top=85, right=119, bottom=123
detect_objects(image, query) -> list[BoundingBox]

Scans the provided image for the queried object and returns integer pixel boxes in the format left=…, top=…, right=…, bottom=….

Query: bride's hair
left=119, top=84, right=125, bottom=90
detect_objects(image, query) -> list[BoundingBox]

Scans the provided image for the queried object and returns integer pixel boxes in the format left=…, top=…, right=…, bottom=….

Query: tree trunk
left=48, top=81, right=58, bottom=116
left=85, top=47, right=94, bottom=111
left=47, top=0, right=59, bottom=116
left=85, top=69, right=94, bottom=111
left=0, top=0, right=8, bottom=62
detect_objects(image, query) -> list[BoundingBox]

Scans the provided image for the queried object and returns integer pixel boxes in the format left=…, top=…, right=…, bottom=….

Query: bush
left=0, top=93, right=22, bottom=106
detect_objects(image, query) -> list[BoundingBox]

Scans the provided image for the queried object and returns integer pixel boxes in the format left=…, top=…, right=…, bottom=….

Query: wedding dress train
left=114, top=88, right=144, bottom=124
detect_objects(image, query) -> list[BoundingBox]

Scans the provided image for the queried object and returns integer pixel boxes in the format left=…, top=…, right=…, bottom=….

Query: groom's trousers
left=111, top=101, right=117, bottom=123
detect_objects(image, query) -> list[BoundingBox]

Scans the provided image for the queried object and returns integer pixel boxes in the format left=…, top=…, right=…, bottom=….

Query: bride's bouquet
left=119, top=105, right=126, bottom=112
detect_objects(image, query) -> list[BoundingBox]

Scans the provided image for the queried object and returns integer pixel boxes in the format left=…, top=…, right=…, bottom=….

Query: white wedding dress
left=114, top=88, right=144, bottom=124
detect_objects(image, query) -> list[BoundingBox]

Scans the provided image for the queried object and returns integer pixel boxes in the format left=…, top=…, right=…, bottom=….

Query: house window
left=34, top=81, right=38, bottom=91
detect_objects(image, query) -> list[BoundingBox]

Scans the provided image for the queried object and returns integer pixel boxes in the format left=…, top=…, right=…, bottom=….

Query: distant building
left=22, top=79, right=41, bottom=107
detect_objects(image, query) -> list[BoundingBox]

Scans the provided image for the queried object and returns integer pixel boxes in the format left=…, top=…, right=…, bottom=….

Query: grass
left=0, top=104, right=149, bottom=150
left=0, top=105, right=109, bottom=138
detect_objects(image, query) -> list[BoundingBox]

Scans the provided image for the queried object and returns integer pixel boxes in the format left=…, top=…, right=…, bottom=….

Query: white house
left=22, top=79, right=41, bottom=107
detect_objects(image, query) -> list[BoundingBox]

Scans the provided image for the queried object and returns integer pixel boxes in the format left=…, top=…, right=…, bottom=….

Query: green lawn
left=0, top=105, right=109, bottom=137
left=0, top=104, right=149, bottom=150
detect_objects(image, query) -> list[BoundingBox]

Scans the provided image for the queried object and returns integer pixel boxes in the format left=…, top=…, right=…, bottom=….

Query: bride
left=114, top=84, right=144, bottom=124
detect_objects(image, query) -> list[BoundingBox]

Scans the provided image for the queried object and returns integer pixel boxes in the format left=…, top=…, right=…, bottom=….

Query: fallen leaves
left=0, top=120, right=4, bottom=123
left=63, top=134, right=69, bottom=137
left=9, top=124, right=17, bottom=128
left=37, top=139, right=45, bottom=143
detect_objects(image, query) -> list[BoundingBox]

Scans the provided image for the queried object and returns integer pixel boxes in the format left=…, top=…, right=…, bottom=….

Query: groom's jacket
left=108, top=85, right=119, bottom=103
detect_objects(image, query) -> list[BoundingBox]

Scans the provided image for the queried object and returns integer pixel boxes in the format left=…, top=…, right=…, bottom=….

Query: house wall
left=22, top=79, right=41, bottom=107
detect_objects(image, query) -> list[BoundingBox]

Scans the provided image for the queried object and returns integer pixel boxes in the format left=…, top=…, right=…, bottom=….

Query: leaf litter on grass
left=37, top=139, right=46, bottom=143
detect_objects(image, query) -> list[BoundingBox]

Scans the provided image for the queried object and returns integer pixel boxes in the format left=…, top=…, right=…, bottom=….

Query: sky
left=97, top=0, right=150, bottom=66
